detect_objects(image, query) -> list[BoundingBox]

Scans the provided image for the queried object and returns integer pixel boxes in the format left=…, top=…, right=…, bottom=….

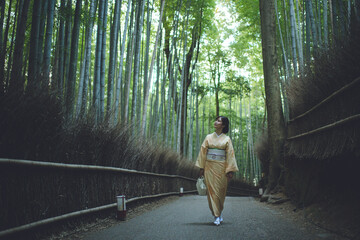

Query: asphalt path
left=83, top=195, right=341, bottom=240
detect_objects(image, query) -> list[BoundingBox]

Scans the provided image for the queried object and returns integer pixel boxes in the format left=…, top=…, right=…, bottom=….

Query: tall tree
left=289, top=0, right=298, bottom=77
left=37, top=0, right=47, bottom=79
left=76, top=0, right=97, bottom=118
left=123, top=1, right=136, bottom=124
left=114, top=0, right=132, bottom=124
left=27, top=0, right=42, bottom=93
left=93, top=0, right=105, bottom=123
left=0, top=0, right=12, bottom=95
left=142, top=0, right=153, bottom=116
left=42, top=0, right=56, bottom=87
left=259, top=0, right=286, bottom=192
left=179, top=2, right=203, bottom=154
left=63, top=0, right=72, bottom=99
left=131, top=0, right=145, bottom=129
left=107, top=0, right=121, bottom=119
left=65, top=0, right=82, bottom=122
left=56, top=0, right=66, bottom=96
left=141, top=0, right=165, bottom=135
left=324, top=0, right=329, bottom=49
left=100, top=0, right=108, bottom=121
left=306, top=0, right=318, bottom=53
left=9, top=0, right=30, bottom=94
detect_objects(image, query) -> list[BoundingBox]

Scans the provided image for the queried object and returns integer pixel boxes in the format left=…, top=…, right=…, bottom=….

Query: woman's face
left=214, top=117, right=224, bottom=132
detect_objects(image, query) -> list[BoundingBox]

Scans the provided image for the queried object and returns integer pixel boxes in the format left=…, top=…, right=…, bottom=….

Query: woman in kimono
left=195, top=116, right=238, bottom=226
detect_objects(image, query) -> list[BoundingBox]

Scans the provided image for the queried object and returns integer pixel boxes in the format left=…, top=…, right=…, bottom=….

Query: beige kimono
left=195, top=132, right=239, bottom=217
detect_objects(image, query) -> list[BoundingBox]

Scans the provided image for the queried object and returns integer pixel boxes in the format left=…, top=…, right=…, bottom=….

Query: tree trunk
left=275, top=0, right=290, bottom=80
left=188, top=76, right=194, bottom=159
left=296, top=0, right=304, bottom=73
left=56, top=0, right=66, bottom=97
left=76, top=0, right=96, bottom=119
left=0, top=0, right=12, bottom=94
left=93, top=0, right=105, bottom=123
left=180, top=24, right=200, bottom=154
left=141, top=0, right=165, bottom=135
left=259, top=0, right=286, bottom=192
left=115, top=0, right=132, bottom=124
left=239, top=98, right=243, bottom=178
left=151, top=31, right=162, bottom=136
left=123, top=2, right=136, bottom=124
left=177, top=1, right=191, bottom=153
left=100, top=0, right=108, bottom=122
left=195, top=71, right=200, bottom=160
left=143, top=0, right=152, bottom=112
left=289, top=0, right=298, bottom=77
left=215, top=61, right=220, bottom=117
left=9, top=0, right=30, bottom=94
left=37, top=0, right=47, bottom=81
left=305, top=0, right=311, bottom=63
left=27, top=0, right=42, bottom=93
left=107, top=0, right=121, bottom=119
left=5, top=1, right=19, bottom=89
left=42, top=0, right=55, bottom=87
left=164, top=2, right=181, bottom=144
left=131, top=0, right=145, bottom=130
left=306, top=0, right=318, bottom=53
left=65, top=0, right=82, bottom=122
left=63, top=0, right=72, bottom=101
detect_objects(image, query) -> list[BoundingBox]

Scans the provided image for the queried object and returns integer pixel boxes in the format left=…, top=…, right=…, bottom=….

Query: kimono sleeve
left=225, top=138, right=239, bottom=173
left=195, top=136, right=208, bottom=169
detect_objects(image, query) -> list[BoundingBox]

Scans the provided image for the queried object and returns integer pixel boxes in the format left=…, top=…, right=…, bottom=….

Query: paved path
left=84, top=195, right=342, bottom=240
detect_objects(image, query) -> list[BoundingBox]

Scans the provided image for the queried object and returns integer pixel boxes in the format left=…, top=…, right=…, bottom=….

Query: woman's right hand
left=199, top=168, right=204, bottom=177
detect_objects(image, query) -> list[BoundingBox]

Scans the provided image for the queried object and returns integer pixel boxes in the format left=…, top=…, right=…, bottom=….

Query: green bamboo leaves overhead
left=275, top=0, right=359, bottom=82
left=0, top=0, right=216, bottom=147
left=1, top=0, right=269, bottom=185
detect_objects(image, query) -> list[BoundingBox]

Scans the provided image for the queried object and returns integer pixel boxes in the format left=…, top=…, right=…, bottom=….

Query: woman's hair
left=217, top=116, right=229, bottom=133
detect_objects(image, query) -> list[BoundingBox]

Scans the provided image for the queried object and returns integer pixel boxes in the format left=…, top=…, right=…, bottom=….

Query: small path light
left=179, top=187, right=184, bottom=197
left=116, top=195, right=126, bottom=221
left=259, top=188, right=263, bottom=196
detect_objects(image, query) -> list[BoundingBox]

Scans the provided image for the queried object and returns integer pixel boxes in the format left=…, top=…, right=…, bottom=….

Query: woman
left=195, top=116, right=238, bottom=226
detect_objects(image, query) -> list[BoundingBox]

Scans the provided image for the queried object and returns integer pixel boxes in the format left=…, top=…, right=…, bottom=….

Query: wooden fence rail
left=0, top=158, right=197, bottom=238
left=287, top=114, right=360, bottom=140
left=0, top=158, right=255, bottom=238
left=288, top=76, right=360, bottom=123
left=0, top=158, right=195, bottom=181
left=0, top=191, right=197, bottom=238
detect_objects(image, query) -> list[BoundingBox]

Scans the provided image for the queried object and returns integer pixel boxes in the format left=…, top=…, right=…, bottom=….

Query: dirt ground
left=42, top=193, right=360, bottom=240
left=261, top=192, right=360, bottom=240
left=41, top=196, right=180, bottom=240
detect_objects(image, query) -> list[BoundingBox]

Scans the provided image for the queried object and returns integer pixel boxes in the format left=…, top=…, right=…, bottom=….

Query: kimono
left=195, top=132, right=239, bottom=217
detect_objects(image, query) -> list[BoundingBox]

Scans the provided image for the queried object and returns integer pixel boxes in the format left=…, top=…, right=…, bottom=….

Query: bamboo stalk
left=0, top=158, right=196, bottom=182
left=0, top=191, right=197, bottom=238
left=287, top=114, right=360, bottom=140
left=126, top=190, right=197, bottom=203
left=289, top=76, right=360, bottom=123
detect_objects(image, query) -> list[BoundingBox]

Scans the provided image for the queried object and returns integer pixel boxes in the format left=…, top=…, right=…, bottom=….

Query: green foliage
left=229, top=0, right=261, bottom=36
left=164, top=0, right=215, bottom=31
left=222, top=70, right=251, bottom=98
left=188, top=0, right=216, bottom=32
left=193, top=84, right=209, bottom=101
left=0, top=0, right=265, bottom=184
left=228, top=0, right=262, bottom=75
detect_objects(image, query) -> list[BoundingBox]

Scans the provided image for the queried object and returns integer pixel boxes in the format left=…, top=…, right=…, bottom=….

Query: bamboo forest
left=1, top=0, right=360, bottom=238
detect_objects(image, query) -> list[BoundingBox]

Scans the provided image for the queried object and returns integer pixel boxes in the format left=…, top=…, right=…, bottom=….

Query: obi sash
left=207, top=148, right=225, bottom=161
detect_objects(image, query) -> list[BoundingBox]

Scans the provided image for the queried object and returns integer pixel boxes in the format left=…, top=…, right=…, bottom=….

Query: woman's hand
left=199, top=168, right=204, bottom=177
left=226, top=172, right=233, bottom=180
